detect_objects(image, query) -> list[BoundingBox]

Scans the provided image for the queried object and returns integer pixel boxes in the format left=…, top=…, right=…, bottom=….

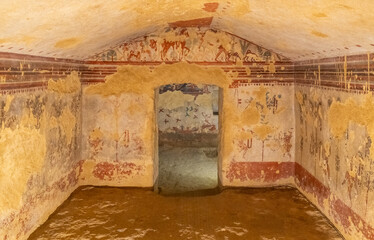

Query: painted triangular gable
left=86, top=28, right=288, bottom=63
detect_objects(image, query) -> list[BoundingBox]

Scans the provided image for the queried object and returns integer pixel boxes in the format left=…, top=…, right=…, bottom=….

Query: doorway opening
left=155, top=83, right=220, bottom=194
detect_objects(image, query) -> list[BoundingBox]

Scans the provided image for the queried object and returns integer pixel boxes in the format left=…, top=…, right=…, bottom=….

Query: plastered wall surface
left=6, top=23, right=374, bottom=240
left=1, top=0, right=374, bottom=237
left=294, top=55, right=374, bottom=240
left=80, top=92, right=153, bottom=187
left=80, top=27, right=295, bottom=188
left=157, top=84, right=219, bottom=135
left=157, top=84, right=219, bottom=147
left=0, top=66, right=82, bottom=240
left=82, top=63, right=295, bottom=187
left=0, top=28, right=295, bottom=239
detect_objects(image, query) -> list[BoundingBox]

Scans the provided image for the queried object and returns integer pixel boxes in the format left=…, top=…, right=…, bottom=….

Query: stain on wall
left=294, top=54, right=374, bottom=240
left=0, top=56, right=83, bottom=240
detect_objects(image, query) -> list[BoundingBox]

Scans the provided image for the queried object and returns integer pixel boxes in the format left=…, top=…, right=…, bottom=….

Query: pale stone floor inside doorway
left=157, top=146, right=218, bottom=194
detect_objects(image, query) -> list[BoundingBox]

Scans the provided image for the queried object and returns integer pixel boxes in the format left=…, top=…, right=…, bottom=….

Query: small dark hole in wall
left=213, top=111, right=219, bottom=116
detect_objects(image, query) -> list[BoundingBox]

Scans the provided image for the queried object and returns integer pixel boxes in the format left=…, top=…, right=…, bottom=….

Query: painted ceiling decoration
left=0, top=0, right=374, bottom=60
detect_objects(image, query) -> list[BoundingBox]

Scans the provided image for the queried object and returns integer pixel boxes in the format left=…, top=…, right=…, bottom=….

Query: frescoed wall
left=0, top=28, right=295, bottom=239
left=224, top=84, right=295, bottom=185
left=294, top=54, right=374, bottom=240
left=1, top=2, right=374, bottom=238
left=1, top=25, right=373, bottom=240
left=86, top=27, right=286, bottom=63
left=157, top=83, right=219, bottom=147
left=81, top=27, right=295, bottom=188
left=80, top=92, right=153, bottom=186
left=0, top=56, right=83, bottom=240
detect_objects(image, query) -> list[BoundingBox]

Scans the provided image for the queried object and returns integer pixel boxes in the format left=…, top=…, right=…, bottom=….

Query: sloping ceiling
left=0, top=0, right=373, bottom=60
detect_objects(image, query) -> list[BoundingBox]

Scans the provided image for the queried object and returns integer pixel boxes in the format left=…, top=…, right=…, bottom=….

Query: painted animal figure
left=244, top=49, right=259, bottom=62
left=139, top=41, right=152, bottom=60
left=127, top=50, right=141, bottom=61
left=149, top=39, right=157, bottom=51
left=228, top=51, right=241, bottom=62
left=215, top=45, right=229, bottom=62
left=176, top=41, right=190, bottom=60
left=161, top=40, right=176, bottom=61
left=176, top=29, right=191, bottom=60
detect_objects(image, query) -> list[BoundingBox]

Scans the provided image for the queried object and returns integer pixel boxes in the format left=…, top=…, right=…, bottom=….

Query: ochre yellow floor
left=29, top=187, right=343, bottom=240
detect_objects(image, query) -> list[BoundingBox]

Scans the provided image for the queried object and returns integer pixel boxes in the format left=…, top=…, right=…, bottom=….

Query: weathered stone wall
left=0, top=55, right=83, bottom=240
left=80, top=27, right=295, bottom=188
left=294, top=54, right=374, bottom=240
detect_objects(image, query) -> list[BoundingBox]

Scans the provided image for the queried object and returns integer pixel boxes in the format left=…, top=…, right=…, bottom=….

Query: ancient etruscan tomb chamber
left=1, top=1, right=374, bottom=239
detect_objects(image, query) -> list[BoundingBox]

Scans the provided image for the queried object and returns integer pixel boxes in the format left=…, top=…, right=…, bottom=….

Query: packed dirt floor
left=28, top=186, right=343, bottom=240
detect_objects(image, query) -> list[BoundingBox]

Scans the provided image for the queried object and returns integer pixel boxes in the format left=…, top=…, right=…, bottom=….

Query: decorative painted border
left=295, top=162, right=374, bottom=240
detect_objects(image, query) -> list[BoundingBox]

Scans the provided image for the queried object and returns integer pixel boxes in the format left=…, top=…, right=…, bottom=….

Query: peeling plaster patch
left=195, top=92, right=213, bottom=108
left=328, top=95, right=374, bottom=160
left=90, top=127, right=104, bottom=139
left=245, top=67, right=251, bottom=76
left=85, top=62, right=230, bottom=96
left=54, top=38, right=81, bottom=49
left=323, top=141, right=331, bottom=158
left=253, top=124, right=275, bottom=141
left=21, top=107, right=39, bottom=128
left=312, top=12, right=328, bottom=18
left=48, top=72, right=81, bottom=93
left=59, top=107, right=77, bottom=145
left=268, top=62, right=276, bottom=73
left=311, top=30, right=328, bottom=38
left=241, top=102, right=260, bottom=125
left=158, top=91, right=194, bottom=109
left=295, top=91, right=303, bottom=105
left=4, top=95, right=14, bottom=112
left=253, top=85, right=268, bottom=109
left=0, top=126, right=46, bottom=212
